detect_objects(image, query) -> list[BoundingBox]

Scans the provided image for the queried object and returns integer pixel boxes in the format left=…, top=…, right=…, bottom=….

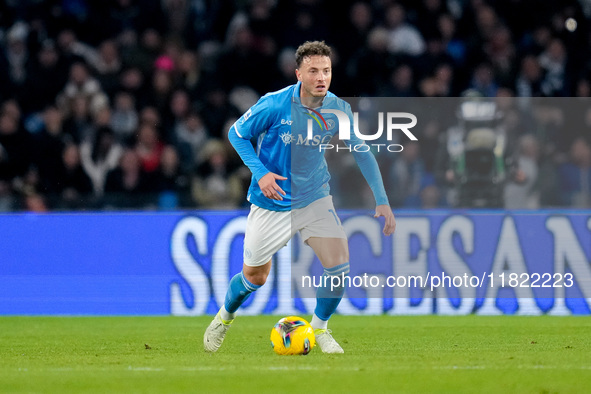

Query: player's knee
left=330, top=246, right=349, bottom=267
left=243, top=269, right=269, bottom=287
left=323, top=254, right=349, bottom=270
left=243, top=259, right=271, bottom=287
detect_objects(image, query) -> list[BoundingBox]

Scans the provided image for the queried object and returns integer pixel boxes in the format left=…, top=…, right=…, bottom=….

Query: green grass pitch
left=1, top=315, right=590, bottom=393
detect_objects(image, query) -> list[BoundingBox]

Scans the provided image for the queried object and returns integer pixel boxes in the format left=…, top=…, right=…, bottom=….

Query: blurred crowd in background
left=0, top=0, right=590, bottom=211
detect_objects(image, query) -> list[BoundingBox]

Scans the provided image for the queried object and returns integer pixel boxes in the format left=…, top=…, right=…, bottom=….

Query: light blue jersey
left=228, top=81, right=389, bottom=211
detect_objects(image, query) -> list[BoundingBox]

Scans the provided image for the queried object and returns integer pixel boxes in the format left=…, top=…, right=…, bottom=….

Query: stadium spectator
left=0, top=108, right=31, bottom=204
left=515, top=55, right=545, bottom=99
left=531, top=102, right=563, bottom=208
left=0, top=22, right=30, bottom=102
left=246, top=0, right=279, bottom=56
left=462, top=3, right=500, bottom=63
left=110, top=90, right=138, bottom=146
left=539, top=38, right=568, bottom=96
left=147, top=67, right=175, bottom=116
left=82, top=39, right=122, bottom=98
left=119, top=28, right=163, bottom=75
left=61, top=95, right=91, bottom=143
left=13, top=165, right=48, bottom=212
left=277, top=2, right=328, bottom=50
left=192, top=140, right=243, bottom=209
left=139, top=106, right=162, bottom=131
left=173, top=109, right=210, bottom=173
left=32, top=105, right=71, bottom=195
left=153, top=144, right=191, bottom=209
left=383, top=3, right=426, bottom=57
left=163, top=0, right=193, bottom=40
left=469, top=62, right=499, bottom=97
left=198, top=83, right=240, bottom=139
left=134, top=122, right=164, bottom=174
left=103, top=148, right=156, bottom=209
left=417, top=119, right=444, bottom=174
left=24, top=39, right=68, bottom=113
left=379, top=63, right=417, bottom=97
left=420, top=183, right=443, bottom=208
left=433, top=62, right=456, bottom=96
left=484, top=25, right=517, bottom=88
left=55, top=29, right=79, bottom=64
left=175, top=49, right=205, bottom=100
left=333, top=2, right=374, bottom=64
left=53, top=143, right=93, bottom=210
left=100, top=0, right=165, bottom=41
left=159, top=38, right=183, bottom=72
left=217, top=21, right=275, bottom=94
left=504, top=134, right=541, bottom=209
left=558, top=137, right=591, bottom=208
left=387, top=141, right=428, bottom=207
left=575, top=78, right=591, bottom=97
left=437, top=13, right=467, bottom=68
left=163, top=88, right=192, bottom=142
left=57, top=62, right=108, bottom=123
left=2, top=98, right=22, bottom=126
left=80, top=126, right=123, bottom=197
left=22, top=191, right=49, bottom=212
left=270, top=47, right=297, bottom=92
left=348, top=27, right=394, bottom=96
left=118, top=66, right=147, bottom=108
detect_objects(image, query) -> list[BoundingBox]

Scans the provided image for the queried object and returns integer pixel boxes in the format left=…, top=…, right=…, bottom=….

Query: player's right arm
left=228, top=97, right=287, bottom=201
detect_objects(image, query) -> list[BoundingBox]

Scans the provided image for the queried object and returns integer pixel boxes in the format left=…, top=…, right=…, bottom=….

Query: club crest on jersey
left=279, top=131, right=293, bottom=146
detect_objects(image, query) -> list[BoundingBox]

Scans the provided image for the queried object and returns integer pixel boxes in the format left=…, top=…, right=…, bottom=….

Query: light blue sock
left=314, top=262, right=350, bottom=321
left=224, top=271, right=261, bottom=314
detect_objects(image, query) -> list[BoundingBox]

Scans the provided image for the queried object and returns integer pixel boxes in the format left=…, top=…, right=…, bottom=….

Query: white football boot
left=314, top=329, right=344, bottom=354
left=203, top=313, right=232, bottom=352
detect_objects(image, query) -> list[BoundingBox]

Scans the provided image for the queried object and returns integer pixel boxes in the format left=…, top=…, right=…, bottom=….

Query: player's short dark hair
left=295, top=41, right=332, bottom=68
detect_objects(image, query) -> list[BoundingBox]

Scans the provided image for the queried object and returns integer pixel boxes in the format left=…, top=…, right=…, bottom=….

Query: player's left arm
left=340, top=102, right=395, bottom=235
left=350, top=148, right=396, bottom=236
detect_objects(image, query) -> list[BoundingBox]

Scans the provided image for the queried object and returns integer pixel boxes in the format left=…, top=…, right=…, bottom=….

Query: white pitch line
left=12, top=365, right=591, bottom=373
left=127, top=366, right=164, bottom=371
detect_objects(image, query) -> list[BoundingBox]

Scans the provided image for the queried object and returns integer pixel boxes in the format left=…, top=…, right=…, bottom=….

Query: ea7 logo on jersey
left=281, top=119, right=293, bottom=125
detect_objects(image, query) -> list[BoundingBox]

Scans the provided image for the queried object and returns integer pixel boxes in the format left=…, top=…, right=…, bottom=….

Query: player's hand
left=258, top=172, right=287, bottom=201
left=374, top=204, right=396, bottom=236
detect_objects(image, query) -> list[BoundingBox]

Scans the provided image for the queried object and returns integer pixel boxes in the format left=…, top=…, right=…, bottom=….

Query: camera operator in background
left=435, top=90, right=520, bottom=208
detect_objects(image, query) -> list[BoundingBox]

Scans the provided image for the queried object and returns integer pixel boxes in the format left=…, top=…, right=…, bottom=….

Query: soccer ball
left=270, top=316, right=315, bottom=355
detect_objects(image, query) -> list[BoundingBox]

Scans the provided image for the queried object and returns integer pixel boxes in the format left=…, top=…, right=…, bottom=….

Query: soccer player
left=204, top=41, right=396, bottom=354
